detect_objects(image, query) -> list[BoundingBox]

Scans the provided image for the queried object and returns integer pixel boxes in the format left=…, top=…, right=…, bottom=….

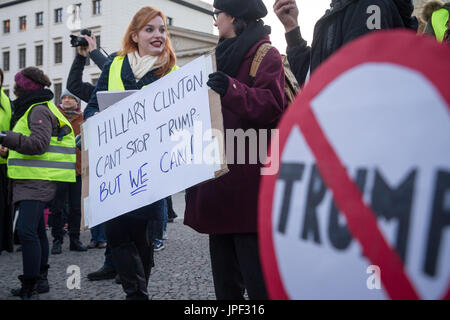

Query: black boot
left=11, top=275, right=39, bottom=300
left=87, top=265, right=116, bottom=281
left=70, top=238, right=88, bottom=252
left=111, top=243, right=149, bottom=300
left=36, top=264, right=50, bottom=294
left=51, top=240, right=62, bottom=255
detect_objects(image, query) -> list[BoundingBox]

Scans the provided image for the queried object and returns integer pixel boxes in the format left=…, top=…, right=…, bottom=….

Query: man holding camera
left=67, top=32, right=110, bottom=102
left=66, top=32, right=119, bottom=281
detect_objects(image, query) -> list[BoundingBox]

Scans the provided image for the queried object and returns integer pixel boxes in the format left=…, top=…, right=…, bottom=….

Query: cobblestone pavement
left=0, top=192, right=217, bottom=300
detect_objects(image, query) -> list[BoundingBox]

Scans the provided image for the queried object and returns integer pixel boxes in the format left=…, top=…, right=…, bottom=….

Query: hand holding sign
left=82, top=54, right=227, bottom=229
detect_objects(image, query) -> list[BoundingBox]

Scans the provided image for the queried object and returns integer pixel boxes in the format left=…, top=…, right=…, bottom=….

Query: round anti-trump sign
left=259, top=31, right=450, bottom=300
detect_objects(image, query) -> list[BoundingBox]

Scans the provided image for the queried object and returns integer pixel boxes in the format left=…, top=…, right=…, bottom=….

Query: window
left=54, top=83, right=62, bottom=104
left=2, top=52, right=9, bottom=71
left=55, top=8, right=63, bottom=23
left=93, top=0, right=101, bottom=15
left=3, top=20, right=10, bottom=34
left=36, top=12, right=44, bottom=26
left=167, top=17, right=173, bottom=26
left=19, top=16, right=27, bottom=31
left=19, top=48, right=26, bottom=69
left=73, top=3, right=82, bottom=22
left=54, top=42, right=63, bottom=64
left=35, top=45, right=43, bottom=66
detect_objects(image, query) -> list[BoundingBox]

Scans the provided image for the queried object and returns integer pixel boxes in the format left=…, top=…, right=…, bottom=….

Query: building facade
left=0, top=0, right=217, bottom=105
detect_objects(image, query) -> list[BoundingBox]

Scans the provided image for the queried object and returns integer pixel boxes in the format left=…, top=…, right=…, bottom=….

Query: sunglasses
left=213, top=10, right=224, bottom=22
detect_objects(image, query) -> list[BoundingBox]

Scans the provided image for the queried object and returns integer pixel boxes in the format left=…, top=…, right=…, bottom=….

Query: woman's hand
left=0, top=145, right=8, bottom=158
left=207, top=72, right=230, bottom=97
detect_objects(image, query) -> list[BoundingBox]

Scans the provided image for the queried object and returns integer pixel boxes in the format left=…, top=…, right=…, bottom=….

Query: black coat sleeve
left=89, top=49, right=109, bottom=70
left=83, top=60, right=113, bottom=120
left=67, top=54, right=95, bottom=103
left=2, top=105, right=55, bottom=155
left=285, top=27, right=311, bottom=87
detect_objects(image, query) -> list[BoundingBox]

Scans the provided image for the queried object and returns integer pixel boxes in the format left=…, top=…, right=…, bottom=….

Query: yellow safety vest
left=7, top=100, right=76, bottom=182
left=0, top=88, right=12, bottom=164
left=432, top=8, right=449, bottom=42
left=108, top=55, right=179, bottom=91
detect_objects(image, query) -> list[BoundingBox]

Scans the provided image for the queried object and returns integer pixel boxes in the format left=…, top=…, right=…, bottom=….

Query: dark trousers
left=209, top=233, right=268, bottom=300
left=15, top=200, right=49, bottom=278
left=104, top=200, right=164, bottom=300
left=49, top=176, right=82, bottom=242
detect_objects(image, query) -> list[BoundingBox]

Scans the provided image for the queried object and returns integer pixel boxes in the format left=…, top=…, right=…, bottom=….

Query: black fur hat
left=213, top=0, right=268, bottom=21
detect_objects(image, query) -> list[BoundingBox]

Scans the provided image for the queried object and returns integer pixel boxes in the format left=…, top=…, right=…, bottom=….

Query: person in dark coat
left=273, top=0, right=418, bottom=86
left=0, top=68, right=13, bottom=255
left=184, top=0, right=287, bottom=300
left=65, top=34, right=119, bottom=281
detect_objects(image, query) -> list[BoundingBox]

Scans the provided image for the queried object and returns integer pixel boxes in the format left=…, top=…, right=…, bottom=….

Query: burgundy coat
left=184, top=36, right=287, bottom=234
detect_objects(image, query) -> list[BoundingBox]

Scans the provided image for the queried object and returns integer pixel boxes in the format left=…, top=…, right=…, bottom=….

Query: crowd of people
left=0, top=0, right=448, bottom=300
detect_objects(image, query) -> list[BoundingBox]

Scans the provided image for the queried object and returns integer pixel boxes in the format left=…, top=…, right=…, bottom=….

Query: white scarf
left=127, top=51, right=167, bottom=81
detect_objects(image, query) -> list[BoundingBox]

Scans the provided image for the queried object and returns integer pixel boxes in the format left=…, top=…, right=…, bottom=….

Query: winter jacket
left=67, top=50, right=110, bottom=103
left=287, top=0, right=418, bottom=86
left=184, top=36, right=287, bottom=234
left=2, top=89, right=59, bottom=204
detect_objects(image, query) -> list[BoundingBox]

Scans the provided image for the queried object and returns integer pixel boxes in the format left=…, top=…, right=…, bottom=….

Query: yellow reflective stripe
left=108, top=56, right=126, bottom=91
left=46, top=145, right=76, bottom=155
left=432, top=8, right=449, bottom=42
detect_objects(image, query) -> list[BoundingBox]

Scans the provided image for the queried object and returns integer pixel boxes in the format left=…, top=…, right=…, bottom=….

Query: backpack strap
left=249, top=43, right=273, bottom=78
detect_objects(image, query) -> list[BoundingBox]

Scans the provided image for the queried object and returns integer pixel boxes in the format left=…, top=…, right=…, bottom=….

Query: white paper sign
left=83, top=55, right=216, bottom=228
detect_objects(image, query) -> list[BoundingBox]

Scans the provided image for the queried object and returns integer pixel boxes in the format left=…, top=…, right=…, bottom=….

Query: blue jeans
left=150, top=199, right=167, bottom=242
left=90, top=223, right=107, bottom=243
left=15, top=201, right=49, bottom=278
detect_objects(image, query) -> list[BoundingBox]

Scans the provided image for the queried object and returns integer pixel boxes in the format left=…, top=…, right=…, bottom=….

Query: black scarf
left=11, top=89, right=54, bottom=129
left=215, top=20, right=271, bottom=78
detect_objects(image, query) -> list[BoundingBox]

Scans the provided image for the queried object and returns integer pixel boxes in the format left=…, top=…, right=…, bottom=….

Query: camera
left=70, top=29, right=92, bottom=47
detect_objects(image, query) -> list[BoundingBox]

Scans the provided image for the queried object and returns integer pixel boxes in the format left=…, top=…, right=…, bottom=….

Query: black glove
left=207, top=71, right=229, bottom=97
left=0, top=131, right=6, bottom=144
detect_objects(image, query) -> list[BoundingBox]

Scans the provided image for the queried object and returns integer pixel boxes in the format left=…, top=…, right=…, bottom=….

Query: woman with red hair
left=84, top=6, right=177, bottom=300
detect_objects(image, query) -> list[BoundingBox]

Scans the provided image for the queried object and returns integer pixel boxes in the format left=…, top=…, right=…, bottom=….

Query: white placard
left=82, top=55, right=217, bottom=228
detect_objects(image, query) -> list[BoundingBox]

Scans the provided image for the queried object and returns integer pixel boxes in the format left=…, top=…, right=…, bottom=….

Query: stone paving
left=0, top=192, right=217, bottom=300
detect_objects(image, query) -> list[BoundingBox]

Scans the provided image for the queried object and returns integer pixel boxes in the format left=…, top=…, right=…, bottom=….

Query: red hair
left=118, top=6, right=176, bottom=77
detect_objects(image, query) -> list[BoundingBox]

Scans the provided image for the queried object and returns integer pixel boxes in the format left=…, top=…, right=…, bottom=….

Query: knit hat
left=14, top=71, right=45, bottom=91
left=213, top=0, right=267, bottom=21
left=61, top=89, right=81, bottom=103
